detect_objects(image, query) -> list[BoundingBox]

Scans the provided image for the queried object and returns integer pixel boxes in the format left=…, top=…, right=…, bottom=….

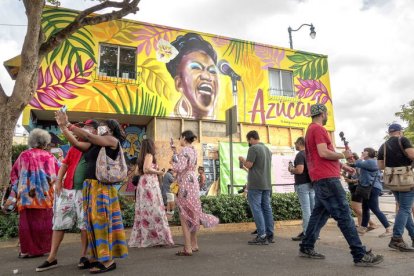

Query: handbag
left=383, top=138, right=414, bottom=192
left=170, top=182, right=179, bottom=195
left=355, top=171, right=378, bottom=200
left=1, top=181, right=16, bottom=214
left=96, top=142, right=128, bottom=184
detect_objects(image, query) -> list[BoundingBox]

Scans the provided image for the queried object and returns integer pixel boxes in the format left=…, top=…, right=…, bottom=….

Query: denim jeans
left=392, top=190, right=414, bottom=238
left=295, top=183, right=315, bottom=233
left=361, top=187, right=390, bottom=228
left=300, top=178, right=366, bottom=262
left=247, top=189, right=274, bottom=237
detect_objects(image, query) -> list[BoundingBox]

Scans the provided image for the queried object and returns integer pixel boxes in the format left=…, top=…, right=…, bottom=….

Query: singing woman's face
left=175, top=51, right=219, bottom=118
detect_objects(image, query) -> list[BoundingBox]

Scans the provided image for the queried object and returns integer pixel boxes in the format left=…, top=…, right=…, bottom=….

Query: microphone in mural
left=164, top=33, right=219, bottom=120
left=218, top=59, right=241, bottom=81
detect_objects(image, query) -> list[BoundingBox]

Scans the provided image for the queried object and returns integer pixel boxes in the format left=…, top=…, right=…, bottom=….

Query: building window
left=99, top=44, right=136, bottom=79
left=268, top=68, right=294, bottom=97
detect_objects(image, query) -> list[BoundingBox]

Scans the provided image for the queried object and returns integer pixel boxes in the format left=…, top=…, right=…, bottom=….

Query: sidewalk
left=1, top=195, right=411, bottom=276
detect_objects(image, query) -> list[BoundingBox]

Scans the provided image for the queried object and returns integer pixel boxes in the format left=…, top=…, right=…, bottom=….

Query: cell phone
left=239, top=160, right=244, bottom=169
left=60, top=105, right=67, bottom=113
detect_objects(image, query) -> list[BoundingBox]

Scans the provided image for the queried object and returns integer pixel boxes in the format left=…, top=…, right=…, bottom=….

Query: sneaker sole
left=248, top=242, right=269, bottom=245
left=299, top=252, right=325, bottom=259
left=354, top=258, right=384, bottom=267
left=389, top=244, right=414, bottom=252
left=36, top=264, right=58, bottom=272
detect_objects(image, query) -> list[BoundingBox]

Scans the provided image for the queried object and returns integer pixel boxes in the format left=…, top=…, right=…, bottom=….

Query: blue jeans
left=393, top=190, right=414, bottom=238
left=361, top=187, right=390, bottom=228
left=247, top=189, right=274, bottom=237
left=300, top=178, right=366, bottom=262
left=295, top=183, right=315, bottom=233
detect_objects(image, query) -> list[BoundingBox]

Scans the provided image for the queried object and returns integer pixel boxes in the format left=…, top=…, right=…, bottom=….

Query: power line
left=0, top=23, right=27, bottom=27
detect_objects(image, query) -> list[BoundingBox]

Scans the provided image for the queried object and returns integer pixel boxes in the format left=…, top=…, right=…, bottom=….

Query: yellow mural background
left=24, top=7, right=335, bottom=132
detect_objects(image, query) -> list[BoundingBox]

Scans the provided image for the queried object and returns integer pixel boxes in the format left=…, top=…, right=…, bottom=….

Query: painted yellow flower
left=156, top=39, right=178, bottom=63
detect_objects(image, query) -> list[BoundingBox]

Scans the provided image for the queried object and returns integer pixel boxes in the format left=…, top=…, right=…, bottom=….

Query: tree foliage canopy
left=395, top=99, right=414, bottom=142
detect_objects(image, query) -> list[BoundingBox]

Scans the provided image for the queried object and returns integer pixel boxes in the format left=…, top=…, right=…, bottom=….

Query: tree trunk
left=0, top=109, right=19, bottom=189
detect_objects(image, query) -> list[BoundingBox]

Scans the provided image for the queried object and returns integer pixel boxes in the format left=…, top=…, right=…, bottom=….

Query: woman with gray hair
left=2, top=128, right=58, bottom=258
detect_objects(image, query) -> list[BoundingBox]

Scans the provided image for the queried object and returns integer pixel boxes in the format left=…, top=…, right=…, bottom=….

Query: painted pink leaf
left=72, top=77, right=89, bottom=85
left=312, top=92, right=322, bottom=101
left=64, top=65, right=71, bottom=79
left=314, top=80, right=321, bottom=90
left=29, top=97, right=44, bottom=110
left=74, top=63, right=79, bottom=75
left=320, top=97, right=329, bottom=104
left=37, top=67, right=43, bottom=88
left=54, top=87, right=77, bottom=99
left=299, top=79, right=308, bottom=87
left=145, top=41, right=151, bottom=56
left=45, top=68, right=52, bottom=86
left=305, top=88, right=316, bottom=97
left=44, top=88, right=62, bottom=100
left=84, top=59, right=94, bottom=70
left=62, top=83, right=80, bottom=90
left=82, top=71, right=92, bottom=77
left=37, top=92, right=63, bottom=107
left=52, top=62, right=62, bottom=82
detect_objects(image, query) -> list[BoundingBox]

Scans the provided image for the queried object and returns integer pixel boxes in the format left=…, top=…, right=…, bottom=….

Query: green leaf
left=303, top=66, right=310, bottom=80
left=48, top=43, right=63, bottom=65
left=75, top=52, right=83, bottom=75
left=60, top=42, right=70, bottom=64
left=134, top=88, right=139, bottom=114
left=287, top=54, right=307, bottom=63
left=310, top=60, right=316, bottom=79
left=316, top=59, right=322, bottom=79
left=76, top=29, right=95, bottom=46
left=115, top=87, right=128, bottom=114
left=69, top=36, right=95, bottom=57
left=92, top=87, right=122, bottom=113
left=125, top=85, right=134, bottom=114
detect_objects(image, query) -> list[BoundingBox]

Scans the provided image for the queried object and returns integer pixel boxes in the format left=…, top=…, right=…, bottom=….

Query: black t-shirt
left=377, top=136, right=412, bottom=167
left=84, top=143, right=120, bottom=180
left=294, top=150, right=311, bottom=184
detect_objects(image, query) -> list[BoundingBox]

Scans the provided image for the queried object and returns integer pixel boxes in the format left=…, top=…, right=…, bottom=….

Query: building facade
left=4, top=7, right=336, bottom=194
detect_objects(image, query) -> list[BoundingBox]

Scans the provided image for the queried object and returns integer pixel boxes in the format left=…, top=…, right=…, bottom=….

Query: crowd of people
left=2, top=102, right=414, bottom=272
left=2, top=109, right=218, bottom=273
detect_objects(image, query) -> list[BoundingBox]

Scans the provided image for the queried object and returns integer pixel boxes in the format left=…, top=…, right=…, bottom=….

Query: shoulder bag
left=383, top=138, right=414, bottom=191
left=96, top=142, right=128, bottom=184
left=355, top=171, right=378, bottom=200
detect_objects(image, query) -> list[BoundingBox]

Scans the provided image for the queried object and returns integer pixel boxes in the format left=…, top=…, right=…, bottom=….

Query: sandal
left=192, top=248, right=199, bottom=252
left=18, top=253, right=29, bottom=259
left=78, top=257, right=91, bottom=269
left=175, top=250, right=192, bottom=256
left=367, top=225, right=379, bottom=232
left=89, top=262, right=116, bottom=274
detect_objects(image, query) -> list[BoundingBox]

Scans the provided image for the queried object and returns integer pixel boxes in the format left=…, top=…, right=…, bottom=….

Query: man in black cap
left=377, top=123, right=414, bottom=252
left=299, top=103, right=383, bottom=267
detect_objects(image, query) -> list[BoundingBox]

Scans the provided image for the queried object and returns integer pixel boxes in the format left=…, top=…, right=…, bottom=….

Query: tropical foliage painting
left=25, top=6, right=335, bottom=131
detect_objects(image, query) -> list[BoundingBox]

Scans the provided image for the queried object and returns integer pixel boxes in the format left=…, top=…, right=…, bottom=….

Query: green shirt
left=246, top=143, right=272, bottom=190
left=73, top=156, right=87, bottom=190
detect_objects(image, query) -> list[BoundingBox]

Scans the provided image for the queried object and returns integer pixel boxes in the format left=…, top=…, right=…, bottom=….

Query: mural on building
left=23, top=7, right=335, bottom=131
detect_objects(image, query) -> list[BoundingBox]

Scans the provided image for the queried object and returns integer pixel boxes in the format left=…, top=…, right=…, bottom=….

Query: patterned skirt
left=83, top=179, right=128, bottom=262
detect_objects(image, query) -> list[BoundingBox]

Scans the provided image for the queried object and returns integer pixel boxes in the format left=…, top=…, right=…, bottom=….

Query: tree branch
left=0, top=83, right=7, bottom=105
left=39, top=0, right=140, bottom=56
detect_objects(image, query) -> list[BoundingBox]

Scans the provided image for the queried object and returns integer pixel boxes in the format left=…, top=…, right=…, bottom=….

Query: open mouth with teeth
left=197, top=83, right=215, bottom=106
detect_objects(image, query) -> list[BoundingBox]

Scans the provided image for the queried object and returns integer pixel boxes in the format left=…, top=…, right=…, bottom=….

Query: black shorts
left=348, top=185, right=362, bottom=203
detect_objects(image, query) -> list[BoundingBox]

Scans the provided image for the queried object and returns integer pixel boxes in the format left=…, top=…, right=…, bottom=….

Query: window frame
left=98, top=43, right=137, bottom=80
left=268, top=68, right=295, bottom=98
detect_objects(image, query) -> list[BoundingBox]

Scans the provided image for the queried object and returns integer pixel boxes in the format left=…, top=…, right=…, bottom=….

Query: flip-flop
left=89, top=262, right=116, bottom=274
left=78, top=257, right=91, bottom=269
left=367, top=226, right=379, bottom=232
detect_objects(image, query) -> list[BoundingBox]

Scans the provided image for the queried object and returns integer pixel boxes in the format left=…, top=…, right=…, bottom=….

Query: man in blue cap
left=377, top=123, right=414, bottom=252
left=299, top=103, right=384, bottom=266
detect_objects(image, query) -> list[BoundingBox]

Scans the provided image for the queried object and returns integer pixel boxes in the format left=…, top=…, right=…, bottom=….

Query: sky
left=1, top=0, right=413, bottom=153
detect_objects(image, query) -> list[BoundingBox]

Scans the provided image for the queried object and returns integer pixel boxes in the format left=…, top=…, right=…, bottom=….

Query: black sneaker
left=267, top=234, right=275, bottom=244
left=292, top=232, right=305, bottom=241
left=36, top=259, right=58, bottom=272
left=354, top=250, right=384, bottom=267
left=299, top=248, right=325, bottom=259
left=248, top=235, right=269, bottom=245
left=389, top=237, right=414, bottom=252
left=251, top=229, right=257, bottom=235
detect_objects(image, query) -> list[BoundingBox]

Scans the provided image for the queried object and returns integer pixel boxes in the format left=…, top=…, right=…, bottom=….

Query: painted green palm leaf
left=42, top=8, right=96, bottom=72
left=287, top=53, right=328, bottom=80
left=93, top=86, right=166, bottom=116
left=223, top=39, right=255, bottom=65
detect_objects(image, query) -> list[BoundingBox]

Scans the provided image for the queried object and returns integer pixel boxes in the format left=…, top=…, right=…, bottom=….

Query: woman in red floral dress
left=128, top=139, right=174, bottom=248
left=172, top=130, right=219, bottom=256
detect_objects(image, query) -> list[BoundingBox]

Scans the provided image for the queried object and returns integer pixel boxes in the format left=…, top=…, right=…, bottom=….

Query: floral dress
left=128, top=163, right=174, bottom=247
left=172, top=146, right=219, bottom=232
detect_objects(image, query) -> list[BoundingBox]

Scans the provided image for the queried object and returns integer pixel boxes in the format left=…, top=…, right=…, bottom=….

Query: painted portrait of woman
left=166, top=33, right=219, bottom=119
